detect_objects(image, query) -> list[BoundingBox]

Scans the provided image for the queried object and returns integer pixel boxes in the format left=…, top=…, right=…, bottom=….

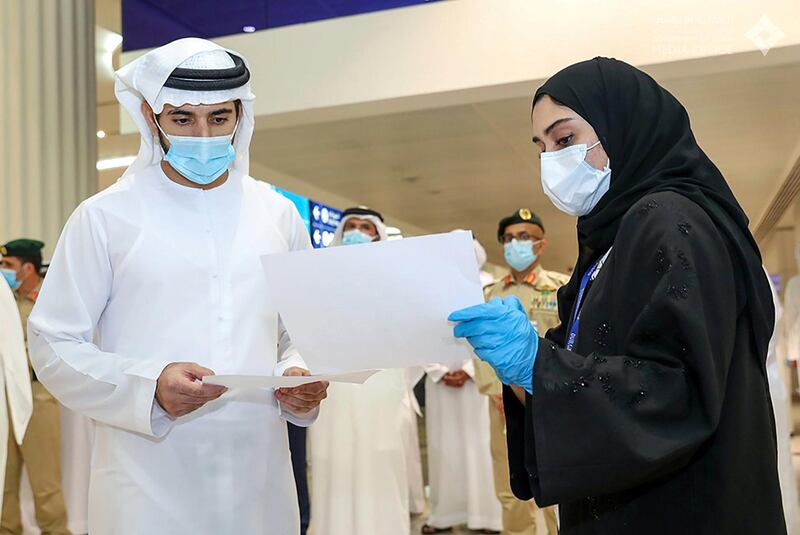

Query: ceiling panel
left=121, top=0, right=444, bottom=51
left=250, top=61, right=800, bottom=270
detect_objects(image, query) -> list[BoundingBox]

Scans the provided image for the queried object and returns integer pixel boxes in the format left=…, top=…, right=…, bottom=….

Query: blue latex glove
left=449, top=296, right=539, bottom=394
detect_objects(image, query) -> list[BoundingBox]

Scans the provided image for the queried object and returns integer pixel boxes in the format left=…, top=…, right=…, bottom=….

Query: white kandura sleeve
left=461, top=358, right=476, bottom=380
left=28, top=204, right=173, bottom=438
left=274, top=316, right=318, bottom=427
left=423, top=363, right=450, bottom=384
left=272, top=201, right=318, bottom=426
left=273, top=316, right=309, bottom=377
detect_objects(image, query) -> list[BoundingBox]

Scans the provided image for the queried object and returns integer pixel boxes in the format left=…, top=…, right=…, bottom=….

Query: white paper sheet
left=260, top=231, right=484, bottom=374
left=202, top=369, right=381, bottom=389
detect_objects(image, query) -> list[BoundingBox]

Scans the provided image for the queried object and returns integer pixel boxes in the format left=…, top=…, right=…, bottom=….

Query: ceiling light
left=96, top=156, right=136, bottom=170
left=96, top=130, right=106, bottom=139
left=242, top=25, right=256, bottom=33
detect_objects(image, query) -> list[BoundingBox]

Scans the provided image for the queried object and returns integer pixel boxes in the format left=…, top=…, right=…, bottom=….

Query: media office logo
left=745, top=15, right=785, bottom=56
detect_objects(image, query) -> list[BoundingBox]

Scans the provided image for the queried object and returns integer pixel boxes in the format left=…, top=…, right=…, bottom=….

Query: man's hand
left=275, top=367, right=329, bottom=416
left=155, top=363, right=227, bottom=418
left=442, top=370, right=470, bottom=389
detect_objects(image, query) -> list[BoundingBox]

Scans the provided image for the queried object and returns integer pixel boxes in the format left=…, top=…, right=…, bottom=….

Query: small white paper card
left=202, top=369, right=381, bottom=389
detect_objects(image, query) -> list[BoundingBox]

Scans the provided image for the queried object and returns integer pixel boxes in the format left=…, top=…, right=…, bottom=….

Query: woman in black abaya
left=449, top=58, right=786, bottom=534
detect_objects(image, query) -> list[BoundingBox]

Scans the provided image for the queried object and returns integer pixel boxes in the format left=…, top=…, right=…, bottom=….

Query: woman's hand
left=449, top=296, right=539, bottom=394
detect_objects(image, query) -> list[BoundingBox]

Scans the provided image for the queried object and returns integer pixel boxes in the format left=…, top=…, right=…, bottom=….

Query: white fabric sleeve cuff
left=278, top=403, right=319, bottom=427
left=462, top=359, right=476, bottom=380
left=273, top=351, right=319, bottom=426
left=424, top=364, right=449, bottom=383
left=273, top=351, right=308, bottom=377
left=127, top=360, right=174, bottom=437
left=125, top=359, right=173, bottom=382
left=150, top=399, right=177, bottom=438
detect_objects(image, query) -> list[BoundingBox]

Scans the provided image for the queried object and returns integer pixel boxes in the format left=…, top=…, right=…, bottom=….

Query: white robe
left=309, top=369, right=410, bottom=535
left=768, top=275, right=800, bottom=535
left=424, top=361, right=502, bottom=531
left=28, top=166, right=315, bottom=535
left=0, top=282, right=33, bottom=516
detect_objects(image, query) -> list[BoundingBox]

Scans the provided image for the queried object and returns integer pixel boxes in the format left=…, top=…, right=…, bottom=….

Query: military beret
left=497, top=209, right=544, bottom=241
left=1, top=238, right=45, bottom=259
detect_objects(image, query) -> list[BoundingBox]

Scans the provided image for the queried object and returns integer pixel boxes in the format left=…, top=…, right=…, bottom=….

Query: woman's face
left=531, top=95, right=609, bottom=171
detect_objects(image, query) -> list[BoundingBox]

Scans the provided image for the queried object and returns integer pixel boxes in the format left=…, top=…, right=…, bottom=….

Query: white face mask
left=540, top=140, right=611, bottom=217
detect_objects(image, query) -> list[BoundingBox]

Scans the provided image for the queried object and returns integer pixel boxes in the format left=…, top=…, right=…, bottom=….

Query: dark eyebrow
left=167, top=108, right=194, bottom=116
left=167, top=107, right=234, bottom=117
left=531, top=117, right=575, bottom=143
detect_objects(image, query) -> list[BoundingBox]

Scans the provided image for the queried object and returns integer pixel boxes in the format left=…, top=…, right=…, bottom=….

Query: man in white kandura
left=309, top=207, right=415, bottom=535
left=422, top=235, right=502, bottom=535
left=27, top=38, right=328, bottom=535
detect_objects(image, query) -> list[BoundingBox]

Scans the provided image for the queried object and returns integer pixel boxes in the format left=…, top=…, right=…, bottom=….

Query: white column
left=0, top=0, right=96, bottom=255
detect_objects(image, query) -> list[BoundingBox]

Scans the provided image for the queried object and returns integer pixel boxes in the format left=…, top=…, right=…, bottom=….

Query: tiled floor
left=409, top=510, right=550, bottom=534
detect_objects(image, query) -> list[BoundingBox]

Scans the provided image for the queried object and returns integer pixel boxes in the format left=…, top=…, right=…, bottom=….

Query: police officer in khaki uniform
left=474, top=210, right=569, bottom=535
left=0, top=240, right=70, bottom=535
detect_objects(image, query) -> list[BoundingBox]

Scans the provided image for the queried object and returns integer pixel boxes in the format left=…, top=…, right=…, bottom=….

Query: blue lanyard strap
left=566, top=248, right=612, bottom=352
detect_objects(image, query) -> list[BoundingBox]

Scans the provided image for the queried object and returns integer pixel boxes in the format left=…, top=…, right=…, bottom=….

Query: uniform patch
left=530, top=292, right=559, bottom=311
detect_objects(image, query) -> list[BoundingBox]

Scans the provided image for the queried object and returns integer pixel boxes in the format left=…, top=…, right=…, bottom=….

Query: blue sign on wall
left=272, top=186, right=311, bottom=235
left=310, top=201, right=342, bottom=249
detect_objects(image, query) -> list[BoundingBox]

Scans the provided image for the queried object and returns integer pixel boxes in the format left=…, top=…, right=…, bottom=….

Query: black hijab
left=534, top=57, right=774, bottom=362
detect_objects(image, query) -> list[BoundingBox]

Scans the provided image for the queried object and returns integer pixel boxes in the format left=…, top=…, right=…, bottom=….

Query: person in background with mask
left=337, top=206, right=385, bottom=245
left=309, top=206, right=414, bottom=535
left=0, top=258, right=33, bottom=524
left=0, top=240, right=70, bottom=535
left=27, top=38, right=328, bottom=535
left=450, top=57, right=785, bottom=534
left=474, top=210, right=567, bottom=535
left=422, top=231, right=502, bottom=535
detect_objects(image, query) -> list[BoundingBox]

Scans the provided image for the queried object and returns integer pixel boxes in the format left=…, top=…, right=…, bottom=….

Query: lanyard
left=566, top=248, right=612, bottom=352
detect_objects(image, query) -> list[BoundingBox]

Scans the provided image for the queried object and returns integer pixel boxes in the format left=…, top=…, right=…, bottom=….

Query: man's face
left=501, top=222, right=544, bottom=244
left=142, top=100, right=239, bottom=149
left=0, top=256, right=32, bottom=280
left=501, top=222, right=546, bottom=259
left=343, top=217, right=379, bottom=238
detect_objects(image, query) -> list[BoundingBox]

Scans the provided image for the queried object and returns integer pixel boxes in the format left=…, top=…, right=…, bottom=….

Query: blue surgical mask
left=540, top=141, right=611, bottom=217
left=341, top=229, right=376, bottom=246
left=1, top=268, right=21, bottom=290
left=156, top=120, right=237, bottom=185
left=504, top=240, right=539, bottom=272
